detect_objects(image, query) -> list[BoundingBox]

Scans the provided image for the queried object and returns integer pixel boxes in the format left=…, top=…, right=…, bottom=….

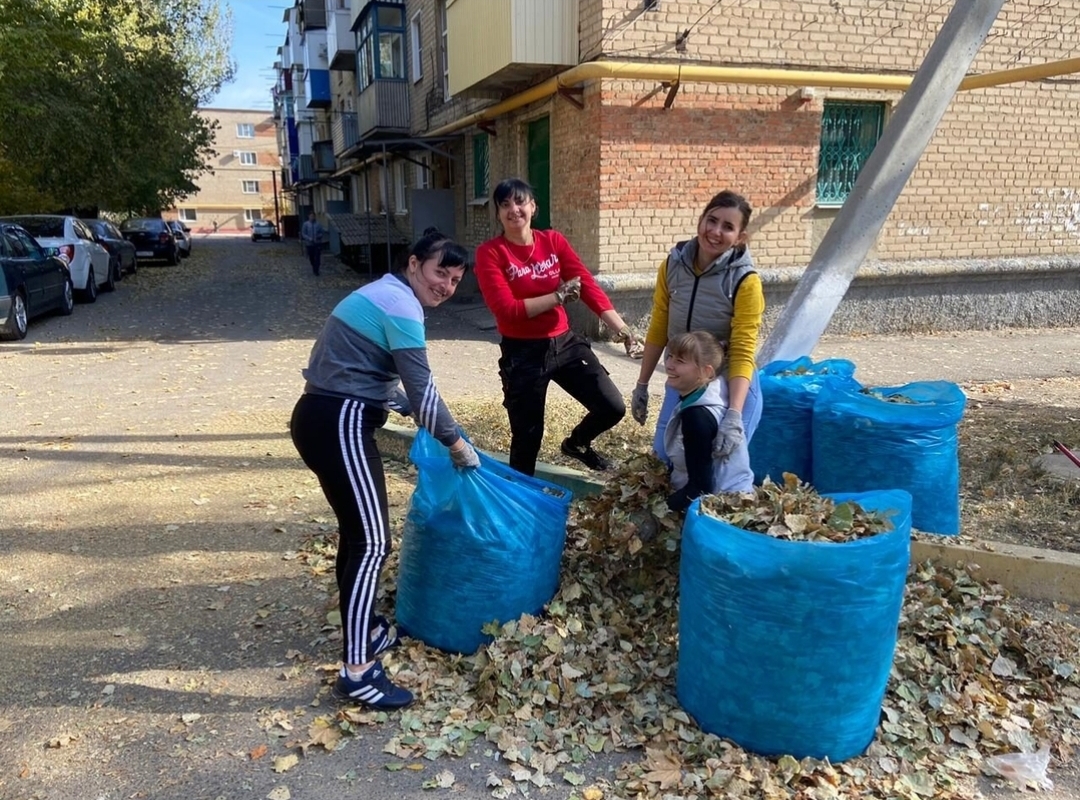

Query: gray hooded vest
left=664, top=240, right=757, bottom=348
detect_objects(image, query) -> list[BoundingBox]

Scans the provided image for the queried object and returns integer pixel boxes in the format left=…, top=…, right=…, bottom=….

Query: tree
left=0, top=0, right=235, bottom=215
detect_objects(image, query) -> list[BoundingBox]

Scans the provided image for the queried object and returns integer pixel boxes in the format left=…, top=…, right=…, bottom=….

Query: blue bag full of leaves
left=677, top=489, right=912, bottom=763
left=395, top=429, right=573, bottom=654
left=749, top=357, right=860, bottom=485
left=811, top=380, right=966, bottom=534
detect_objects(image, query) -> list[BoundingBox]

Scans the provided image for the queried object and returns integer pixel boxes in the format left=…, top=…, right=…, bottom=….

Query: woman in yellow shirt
left=630, top=190, right=765, bottom=464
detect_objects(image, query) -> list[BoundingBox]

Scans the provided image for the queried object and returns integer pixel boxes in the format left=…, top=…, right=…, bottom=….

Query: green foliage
left=0, top=0, right=235, bottom=215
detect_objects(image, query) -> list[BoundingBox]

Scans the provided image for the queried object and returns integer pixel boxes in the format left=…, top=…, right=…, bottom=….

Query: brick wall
left=168, top=109, right=281, bottom=233
left=575, top=0, right=1080, bottom=271
left=396, top=0, right=1080, bottom=274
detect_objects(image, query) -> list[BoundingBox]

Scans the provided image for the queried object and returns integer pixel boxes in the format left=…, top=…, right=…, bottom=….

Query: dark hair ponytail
left=405, top=227, right=470, bottom=272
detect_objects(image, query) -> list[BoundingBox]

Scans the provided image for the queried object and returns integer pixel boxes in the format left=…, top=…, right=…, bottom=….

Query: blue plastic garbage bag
left=749, top=357, right=860, bottom=485
left=395, top=429, right=573, bottom=654
left=677, top=489, right=912, bottom=763
left=812, top=380, right=966, bottom=534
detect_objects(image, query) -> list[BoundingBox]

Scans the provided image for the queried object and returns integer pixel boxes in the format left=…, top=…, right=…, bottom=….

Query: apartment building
left=169, top=109, right=283, bottom=234
left=273, top=1, right=1080, bottom=299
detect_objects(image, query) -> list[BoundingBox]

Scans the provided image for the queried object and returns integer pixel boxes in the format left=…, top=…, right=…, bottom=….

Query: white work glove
left=449, top=439, right=480, bottom=469
left=553, top=277, right=581, bottom=305
left=714, top=409, right=745, bottom=458
left=631, top=383, right=649, bottom=425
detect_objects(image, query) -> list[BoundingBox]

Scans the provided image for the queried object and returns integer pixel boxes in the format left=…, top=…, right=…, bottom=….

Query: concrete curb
left=375, top=424, right=1080, bottom=605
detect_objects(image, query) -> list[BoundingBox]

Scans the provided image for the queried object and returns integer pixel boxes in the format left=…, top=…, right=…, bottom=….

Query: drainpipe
left=425, top=56, right=1080, bottom=138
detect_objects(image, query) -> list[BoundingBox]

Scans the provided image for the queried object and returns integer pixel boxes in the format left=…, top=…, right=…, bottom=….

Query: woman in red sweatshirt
left=475, top=177, right=637, bottom=477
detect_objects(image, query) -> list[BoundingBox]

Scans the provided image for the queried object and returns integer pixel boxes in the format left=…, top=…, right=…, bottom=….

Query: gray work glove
left=387, top=388, right=411, bottom=418
left=631, top=383, right=649, bottom=426
left=449, top=439, right=480, bottom=469
left=714, top=408, right=745, bottom=458
left=554, top=276, right=581, bottom=305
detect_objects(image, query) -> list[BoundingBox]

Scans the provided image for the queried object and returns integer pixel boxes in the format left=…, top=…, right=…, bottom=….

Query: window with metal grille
left=816, top=101, right=886, bottom=206
left=472, top=133, right=489, bottom=199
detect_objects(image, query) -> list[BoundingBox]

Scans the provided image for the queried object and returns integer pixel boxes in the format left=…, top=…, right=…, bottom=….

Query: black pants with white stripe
left=290, top=393, right=389, bottom=666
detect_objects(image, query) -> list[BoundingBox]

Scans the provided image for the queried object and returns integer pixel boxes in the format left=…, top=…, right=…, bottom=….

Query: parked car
left=119, top=218, right=179, bottom=265
left=167, top=220, right=192, bottom=257
left=250, top=220, right=280, bottom=242
left=0, top=222, right=75, bottom=340
left=0, top=215, right=112, bottom=301
left=83, top=218, right=137, bottom=278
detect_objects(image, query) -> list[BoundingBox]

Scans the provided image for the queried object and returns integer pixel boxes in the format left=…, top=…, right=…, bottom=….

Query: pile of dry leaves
left=293, top=458, right=1079, bottom=799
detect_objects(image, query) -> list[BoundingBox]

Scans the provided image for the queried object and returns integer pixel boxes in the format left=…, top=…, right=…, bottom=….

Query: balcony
left=295, top=154, right=316, bottom=183
left=447, top=0, right=579, bottom=96
left=313, top=140, right=336, bottom=173
left=326, top=7, right=356, bottom=70
left=304, top=69, right=331, bottom=107
left=357, top=79, right=409, bottom=139
left=332, top=112, right=360, bottom=156
left=299, top=0, right=327, bottom=31
left=349, top=0, right=401, bottom=33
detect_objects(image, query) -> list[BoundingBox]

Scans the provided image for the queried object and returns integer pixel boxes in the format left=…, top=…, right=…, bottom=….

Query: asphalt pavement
left=2, top=237, right=1077, bottom=800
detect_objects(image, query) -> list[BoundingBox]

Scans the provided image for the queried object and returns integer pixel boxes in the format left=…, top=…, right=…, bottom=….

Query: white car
left=0, top=215, right=113, bottom=302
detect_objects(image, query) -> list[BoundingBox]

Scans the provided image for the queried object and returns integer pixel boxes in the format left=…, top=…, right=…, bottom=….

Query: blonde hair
left=667, top=331, right=725, bottom=374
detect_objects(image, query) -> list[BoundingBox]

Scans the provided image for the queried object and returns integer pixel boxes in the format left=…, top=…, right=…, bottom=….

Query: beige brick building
left=168, top=109, right=283, bottom=234
left=277, top=1, right=1080, bottom=324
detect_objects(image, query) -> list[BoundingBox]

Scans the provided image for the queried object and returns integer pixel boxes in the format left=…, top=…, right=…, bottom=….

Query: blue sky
left=205, top=0, right=287, bottom=111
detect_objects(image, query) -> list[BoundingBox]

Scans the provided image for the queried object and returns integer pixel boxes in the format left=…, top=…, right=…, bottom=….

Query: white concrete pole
left=758, top=1, right=1006, bottom=365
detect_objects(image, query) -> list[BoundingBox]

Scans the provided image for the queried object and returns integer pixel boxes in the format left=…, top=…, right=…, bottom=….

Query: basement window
left=816, top=100, right=886, bottom=207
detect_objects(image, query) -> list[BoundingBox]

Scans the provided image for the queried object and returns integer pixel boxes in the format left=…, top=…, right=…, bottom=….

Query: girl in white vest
left=663, top=331, right=754, bottom=512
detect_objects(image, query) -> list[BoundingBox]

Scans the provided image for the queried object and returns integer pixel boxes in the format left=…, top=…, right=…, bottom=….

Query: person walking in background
left=301, top=211, right=325, bottom=276
left=630, top=190, right=765, bottom=465
left=474, top=177, right=638, bottom=477
left=662, top=331, right=754, bottom=512
left=290, top=229, right=479, bottom=710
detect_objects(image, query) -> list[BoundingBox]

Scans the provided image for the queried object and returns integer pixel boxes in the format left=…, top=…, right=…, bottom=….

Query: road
left=1, top=237, right=1077, bottom=800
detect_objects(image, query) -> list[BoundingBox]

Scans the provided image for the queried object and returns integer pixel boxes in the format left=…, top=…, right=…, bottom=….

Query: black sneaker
left=333, top=661, right=414, bottom=709
left=560, top=438, right=612, bottom=471
left=369, top=614, right=400, bottom=658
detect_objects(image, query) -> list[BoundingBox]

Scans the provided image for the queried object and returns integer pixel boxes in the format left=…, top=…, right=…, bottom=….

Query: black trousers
left=498, top=330, right=625, bottom=476
left=290, top=393, right=388, bottom=666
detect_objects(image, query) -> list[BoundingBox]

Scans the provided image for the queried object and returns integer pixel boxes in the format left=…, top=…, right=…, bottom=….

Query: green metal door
left=527, top=116, right=551, bottom=230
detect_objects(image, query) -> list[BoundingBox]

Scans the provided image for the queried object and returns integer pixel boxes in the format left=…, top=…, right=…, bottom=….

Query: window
left=472, top=133, right=489, bottom=199
left=356, top=4, right=406, bottom=91
left=416, top=154, right=431, bottom=190
left=394, top=161, right=407, bottom=213
left=239, top=151, right=258, bottom=166
left=817, top=100, right=886, bottom=206
left=244, top=209, right=263, bottom=222
left=439, top=1, right=451, bottom=99
left=179, top=209, right=197, bottom=221
left=236, top=123, right=255, bottom=138
left=410, top=12, right=422, bottom=83
left=242, top=180, right=260, bottom=194
left=72, top=219, right=94, bottom=240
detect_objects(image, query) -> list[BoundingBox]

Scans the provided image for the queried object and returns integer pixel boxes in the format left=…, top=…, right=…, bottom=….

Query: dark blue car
left=0, top=222, right=74, bottom=340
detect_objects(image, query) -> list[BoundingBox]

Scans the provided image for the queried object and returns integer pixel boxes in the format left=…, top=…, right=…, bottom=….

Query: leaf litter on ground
left=289, top=399, right=1080, bottom=798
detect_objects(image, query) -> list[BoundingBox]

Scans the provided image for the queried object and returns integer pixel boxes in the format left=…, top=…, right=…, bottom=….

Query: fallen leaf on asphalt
left=422, top=769, right=456, bottom=789
left=249, top=744, right=268, bottom=760
left=306, top=717, right=342, bottom=752
left=266, top=787, right=291, bottom=800
left=272, top=753, right=299, bottom=773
